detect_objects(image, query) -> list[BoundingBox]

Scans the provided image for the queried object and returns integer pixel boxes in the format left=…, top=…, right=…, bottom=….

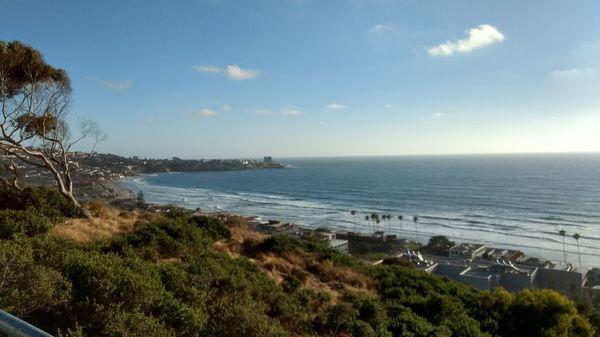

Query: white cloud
left=194, top=108, right=217, bottom=117
left=253, top=107, right=302, bottom=116
left=384, top=104, right=392, bottom=109
left=550, top=67, right=597, bottom=80
left=102, top=80, right=132, bottom=90
left=428, top=24, right=505, bottom=57
left=326, top=103, right=348, bottom=110
left=318, top=121, right=326, bottom=126
left=280, top=107, right=302, bottom=116
left=432, top=112, right=444, bottom=119
left=222, top=104, right=231, bottom=112
left=195, top=65, right=222, bottom=73
left=194, top=64, right=260, bottom=80
left=368, top=23, right=393, bottom=34
left=226, top=65, right=260, bottom=80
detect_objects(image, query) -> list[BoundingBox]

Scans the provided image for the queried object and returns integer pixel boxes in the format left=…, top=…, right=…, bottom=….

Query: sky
left=2, top=0, right=600, bottom=159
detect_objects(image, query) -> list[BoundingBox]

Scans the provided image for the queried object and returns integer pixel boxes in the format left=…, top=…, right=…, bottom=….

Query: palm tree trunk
left=562, top=236, right=567, bottom=265
left=576, top=240, right=581, bottom=268
left=415, top=223, right=419, bottom=244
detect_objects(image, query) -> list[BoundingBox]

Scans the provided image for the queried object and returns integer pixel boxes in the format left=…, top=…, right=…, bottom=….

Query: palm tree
left=370, top=213, right=378, bottom=229
left=413, top=215, right=420, bottom=244
left=350, top=210, right=357, bottom=230
left=365, top=215, right=370, bottom=230
left=573, top=233, right=582, bottom=268
left=398, top=215, right=403, bottom=234
left=386, top=214, right=392, bottom=231
left=559, top=229, right=567, bottom=265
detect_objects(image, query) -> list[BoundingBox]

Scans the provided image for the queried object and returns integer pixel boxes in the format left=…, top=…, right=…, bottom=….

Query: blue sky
left=2, top=0, right=600, bottom=158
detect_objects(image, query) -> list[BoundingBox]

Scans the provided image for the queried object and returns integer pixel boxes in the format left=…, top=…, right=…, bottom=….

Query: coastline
left=113, top=173, right=599, bottom=269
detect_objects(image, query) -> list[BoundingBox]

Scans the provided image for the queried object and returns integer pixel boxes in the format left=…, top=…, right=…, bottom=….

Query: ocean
left=120, top=153, right=600, bottom=267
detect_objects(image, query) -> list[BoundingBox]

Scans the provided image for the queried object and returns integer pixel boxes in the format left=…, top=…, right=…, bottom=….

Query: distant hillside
left=1, top=152, right=285, bottom=184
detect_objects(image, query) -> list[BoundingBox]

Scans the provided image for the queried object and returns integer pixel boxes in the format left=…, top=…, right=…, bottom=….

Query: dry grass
left=53, top=206, right=374, bottom=300
left=212, top=215, right=375, bottom=300
left=255, top=250, right=375, bottom=302
left=51, top=201, right=147, bottom=243
left=213, top=214, right=266, bottom=257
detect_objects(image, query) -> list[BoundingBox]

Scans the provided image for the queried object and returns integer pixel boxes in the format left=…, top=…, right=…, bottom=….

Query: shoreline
left=113, top=174, right=599, bottom=270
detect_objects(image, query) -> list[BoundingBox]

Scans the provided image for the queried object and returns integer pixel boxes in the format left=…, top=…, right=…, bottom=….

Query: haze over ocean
left=121, top=153, right=600, bottom=266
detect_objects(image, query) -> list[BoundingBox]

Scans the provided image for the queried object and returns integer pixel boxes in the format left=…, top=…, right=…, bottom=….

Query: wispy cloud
left=194, top=108, right=217, bottom=117
left=253, top=107, right=302, bottom=116
left=368, top=23, right=393, bottom=34
left=222, top=104, right=231, bottom=112
left=101, top=79, right=133, bottom=90
left=326, top=103, right=348, bottom=110
left=550, top=67, right=597, bottom=80
left=432, top=112, right=444, bottom=119
left=194, top=64, right=260, bottom=80
left=280, top=107, right=302, bottom=116
left=384, top=104, right=392, bottom=109
left=428, top=24, right=505, bottom=57
left=195, top=65, right=222, bottom=73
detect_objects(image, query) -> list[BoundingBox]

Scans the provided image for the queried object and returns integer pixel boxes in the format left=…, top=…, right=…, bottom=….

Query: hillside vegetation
left=0, top=186, right=597, bottom=337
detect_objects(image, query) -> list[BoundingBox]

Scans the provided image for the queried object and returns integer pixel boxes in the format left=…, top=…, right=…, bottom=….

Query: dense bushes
left=0, top=238, right=71, bottom=318
left=0, top=185, right=83, bottom=219
left=368, top=264, right=595, bottom=337
left=0, top=209, right=51, bottom=238
left=0, top=193, right=596, bottom=336
left=245, top=234, right=359, bottom=268
left=188, top=215, right=231, bottom=240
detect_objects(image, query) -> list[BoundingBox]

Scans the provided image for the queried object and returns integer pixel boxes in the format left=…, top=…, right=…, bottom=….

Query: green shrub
left=0, top=194, right=595, bottom=337
left=188, top=215, right=231, bottom=240
left=281, top=274, right=301, bottom=293
left=0, top=185, right=82, bottom=219
left=248, top=235, right=306, bottom=256
left=102, top=309, right=176, bottom=337
left=0, top=238, right=71, bottom=317
left=0, top=209, right=51, bottom=239
left=111, top=217, right=211, bottom=260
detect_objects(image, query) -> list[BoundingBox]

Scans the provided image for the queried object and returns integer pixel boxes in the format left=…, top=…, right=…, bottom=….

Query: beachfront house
left=449, top=243, right=487, bottom=260
left=536, top=265, right=585, bottom=299
left=317, top=231, right=349, bottom=254
left=429, top=256, right=585, bottom=298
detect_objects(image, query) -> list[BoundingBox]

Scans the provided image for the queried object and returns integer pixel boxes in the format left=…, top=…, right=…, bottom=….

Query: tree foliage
left=1, top=41, right=104, bottom=206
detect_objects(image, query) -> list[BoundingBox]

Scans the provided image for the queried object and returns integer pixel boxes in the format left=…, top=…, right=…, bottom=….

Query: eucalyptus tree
left=0, top=41, right=104, bottom=207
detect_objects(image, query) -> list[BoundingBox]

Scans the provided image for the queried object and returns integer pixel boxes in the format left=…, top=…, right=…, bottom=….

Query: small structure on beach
left=315, top=231, right=349, bottom=254
left=449, top=243, right=487, bottom=259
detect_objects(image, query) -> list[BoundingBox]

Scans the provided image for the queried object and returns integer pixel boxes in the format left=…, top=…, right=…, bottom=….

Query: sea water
left=120, top=154, right=600, bottom=267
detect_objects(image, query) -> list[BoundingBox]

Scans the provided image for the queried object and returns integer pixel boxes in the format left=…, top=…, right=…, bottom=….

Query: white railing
left=0, top=310, right=52, bottom=337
